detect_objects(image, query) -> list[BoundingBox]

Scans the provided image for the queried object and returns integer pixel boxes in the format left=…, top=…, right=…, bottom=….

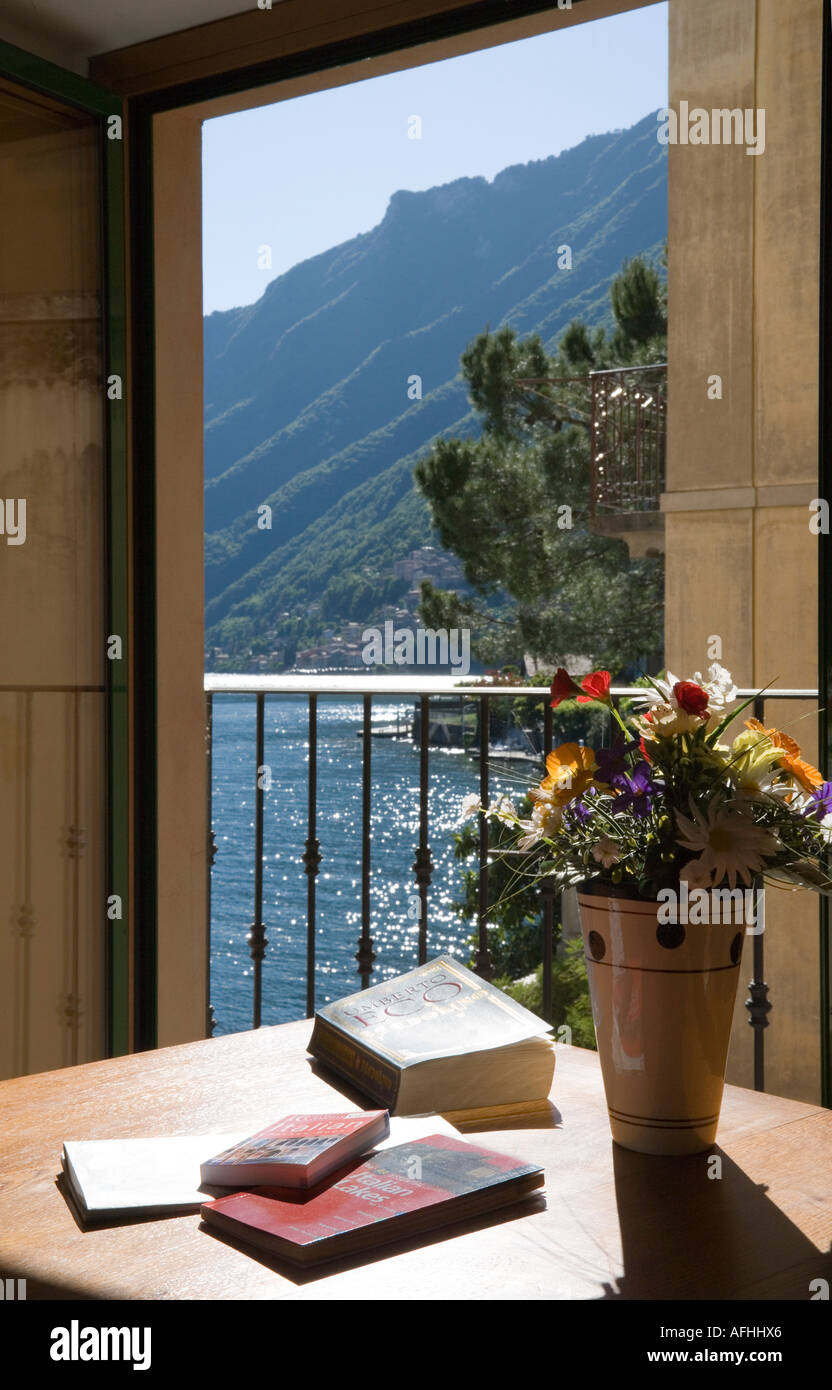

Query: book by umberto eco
left=307, top=956, right=555, bottom=1116
left=200, top=1133, right=545, bottom=1265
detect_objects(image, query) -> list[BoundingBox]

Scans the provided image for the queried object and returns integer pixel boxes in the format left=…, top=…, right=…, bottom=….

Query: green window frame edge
left=0, top=38, right=130, bottom=1058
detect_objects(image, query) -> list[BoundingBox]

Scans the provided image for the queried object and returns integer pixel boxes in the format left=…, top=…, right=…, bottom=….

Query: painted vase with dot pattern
left=577, top=887, right=746, bottom=1155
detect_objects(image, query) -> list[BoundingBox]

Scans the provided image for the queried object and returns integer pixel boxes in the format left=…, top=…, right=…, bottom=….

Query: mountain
left=204, top=110, right=667, bottom=667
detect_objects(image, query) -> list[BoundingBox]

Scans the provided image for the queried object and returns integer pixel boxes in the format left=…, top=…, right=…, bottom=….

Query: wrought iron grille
left=590, top=364, right=667, bottom=515
left=204, top=675, right=816, bottom=1095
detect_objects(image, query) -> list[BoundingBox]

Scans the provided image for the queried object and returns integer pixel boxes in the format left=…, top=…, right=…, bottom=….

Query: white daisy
left=460, top=793, right=482, bottom=822
left=488, top=794, right=518, bottom=825
left=631, top=672, right=682, bottom=709
left=516, top=801, right=563, bottom=851
left=674, top=799, right=778, bottom=888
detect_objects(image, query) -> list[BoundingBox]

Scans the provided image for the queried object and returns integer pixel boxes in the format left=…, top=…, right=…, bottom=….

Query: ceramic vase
left=576, top=886, right=746, bottom=1155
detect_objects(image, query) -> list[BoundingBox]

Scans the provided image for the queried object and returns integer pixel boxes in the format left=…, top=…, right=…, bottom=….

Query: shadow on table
left=306, top=1058, right=562, bottom=1131
left=55, top=1170, right=229, bottom=1233
left=198, top=1190, right=548, bottom=1286
left=0, top=1263, right=100, bottom=1300
left=602, top=1144, right=832, bottom=1300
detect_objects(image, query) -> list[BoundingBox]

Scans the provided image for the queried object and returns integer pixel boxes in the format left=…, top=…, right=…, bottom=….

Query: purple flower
left=613, top=762, right=662, bottom=818
left=595, top=735, right=637, bottom=790
left=804, top=782, right=832, bottom=821
left=566, top=787, right=598, bottom=825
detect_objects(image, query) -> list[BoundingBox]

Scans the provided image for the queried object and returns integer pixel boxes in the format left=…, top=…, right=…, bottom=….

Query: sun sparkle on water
left=209, top=695, right=522, bottom=1033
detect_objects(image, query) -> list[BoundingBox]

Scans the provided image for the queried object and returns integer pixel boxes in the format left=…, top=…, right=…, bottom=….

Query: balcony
left=204, top=673, right=816, bottom=1096
left=589, top=364, right=667, bottom=557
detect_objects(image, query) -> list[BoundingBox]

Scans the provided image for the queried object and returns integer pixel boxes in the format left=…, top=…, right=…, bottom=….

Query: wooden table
left=1, top=1019, right=830, bottom=1300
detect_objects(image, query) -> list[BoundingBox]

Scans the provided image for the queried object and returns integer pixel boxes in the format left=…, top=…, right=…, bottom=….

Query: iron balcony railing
left=590, top=364, right=667, bottom=516
left=204, top=675, right=818, bottom=1094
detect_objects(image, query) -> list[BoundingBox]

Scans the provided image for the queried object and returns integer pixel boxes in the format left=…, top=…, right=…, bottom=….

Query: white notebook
left=61, top=1115, right=460, bottom=1222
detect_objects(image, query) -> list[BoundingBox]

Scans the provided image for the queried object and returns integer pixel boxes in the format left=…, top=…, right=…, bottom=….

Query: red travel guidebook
left=200, top=1111, right=389, bottom=1189
left=200, top=1133, right=544, bottom=1265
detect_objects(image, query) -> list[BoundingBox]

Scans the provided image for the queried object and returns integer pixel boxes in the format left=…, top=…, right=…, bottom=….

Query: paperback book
left=200, top=1132, right=545, bottom=1265
left=199, top=1110, right=389, bottom=1188
left=61, top=1133, right=244, bottom=1221
left=60, top=1115, right=456, bottom=1222
left=307, top=955, right=555, bottom=1116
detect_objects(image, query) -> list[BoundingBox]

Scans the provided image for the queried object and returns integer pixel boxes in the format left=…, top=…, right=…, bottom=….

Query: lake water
left=209, top=694, right=523, bottom=1034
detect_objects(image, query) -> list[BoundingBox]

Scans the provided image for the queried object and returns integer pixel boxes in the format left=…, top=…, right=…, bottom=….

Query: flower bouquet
left=463, top=665, right=831, bottom=1154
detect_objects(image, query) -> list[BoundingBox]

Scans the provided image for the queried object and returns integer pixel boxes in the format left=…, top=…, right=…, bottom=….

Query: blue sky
left=202, top=1, right=668, bottom=315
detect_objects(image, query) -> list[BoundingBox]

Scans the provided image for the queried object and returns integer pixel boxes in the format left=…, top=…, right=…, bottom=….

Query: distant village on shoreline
left=205, top=546, right=487, bottom=675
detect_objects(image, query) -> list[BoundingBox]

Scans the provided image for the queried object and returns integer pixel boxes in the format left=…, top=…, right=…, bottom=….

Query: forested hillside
left=204, top=110, right=667, bottom=668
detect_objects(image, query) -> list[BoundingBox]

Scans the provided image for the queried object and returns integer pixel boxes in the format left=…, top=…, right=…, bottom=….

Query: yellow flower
left=539, top=743, right=597, bottom=807
left=745, top=719, right=823, bottom=794
left=729, top=728, right=782, bottom=794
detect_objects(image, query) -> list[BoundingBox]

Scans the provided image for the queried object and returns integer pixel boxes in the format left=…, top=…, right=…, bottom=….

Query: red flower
left=577, top=670, right=612, bottom=704
left=639, top=736, right=652, bottom=763
left=673, top=680, right=709, bottom=718
left=549, top=667, right=580, bottom=708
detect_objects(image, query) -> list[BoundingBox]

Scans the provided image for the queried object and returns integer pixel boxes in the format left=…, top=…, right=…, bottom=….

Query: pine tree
left=414, top=255, right=666, bottom=674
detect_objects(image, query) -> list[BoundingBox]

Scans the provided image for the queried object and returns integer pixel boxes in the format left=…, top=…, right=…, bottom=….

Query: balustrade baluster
left=205, top=691, right=217, bottom=1035
left=356, top=692, right=376, bottom=986
left=199, top=680, right=814, bottom=1084
left=476, top=693, right=492, bottom=980
left=412, top=693, right=433, bottom=965
left=541, top=696, right=555, bottom=1023
left=744, top=695, right=771, bottom=1090
left=247, top=692, right=267, bottom=1028
left=303, top=693, right=321, bottom=1017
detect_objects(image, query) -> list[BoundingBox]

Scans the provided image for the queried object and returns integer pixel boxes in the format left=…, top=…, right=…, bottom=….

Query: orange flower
left=539, top=743, right=597, bottom=807
left=745, top=718, right=823, bottom=793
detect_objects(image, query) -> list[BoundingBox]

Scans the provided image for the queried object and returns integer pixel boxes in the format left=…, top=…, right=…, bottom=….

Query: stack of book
left=61, top=960, right=552, bottom=1265
left=62, top=1112, right=544, bottom=1266
left=200, top=1114, right=544, bottom=1266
